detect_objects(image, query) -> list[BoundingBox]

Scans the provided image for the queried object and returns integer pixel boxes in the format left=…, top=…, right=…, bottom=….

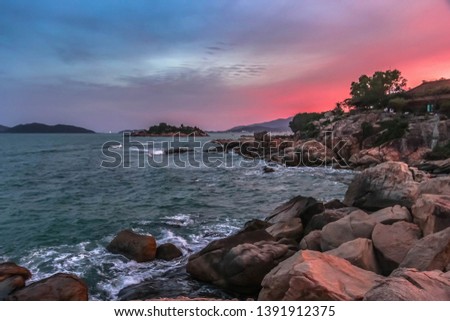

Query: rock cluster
left=186, top=161, right=450, bottom=300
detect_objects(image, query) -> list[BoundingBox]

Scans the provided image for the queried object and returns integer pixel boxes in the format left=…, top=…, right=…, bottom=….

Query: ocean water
left=0, top=133, right=354, bottom=300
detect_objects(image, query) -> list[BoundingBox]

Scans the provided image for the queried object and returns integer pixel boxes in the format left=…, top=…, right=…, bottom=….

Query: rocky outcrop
left=412, top=194, right=450, bottom=236
left=364, top=268, right=450, bottom=300
left=0, top=263, right=31, bottom=299
left=266, top=218, right=303, bottom=241
left=372, top=222, right=421, bottom=275
left=186, top=230, right=293, bottom=294
left=304, top=207, right=356, bottom=235
left=258, top=250, right=383, bottom=301
left=400, top=227, right=450, bottom=271
left=370, top=205, right=412, bottom=225
left=265, top=195, right=324, bottom=226
left=344, top=162, right=420, bottom=210
left=299, top=230, right=322, bottom=251
left=107, top=229, right=157, bottom=262
left=156, top=243, right=183, bottom=261
left=418, top=158, right=450, bottom=174
left=326, top=238, right=381, bottom=273
left=6, top=273, right=88, bottom=301
left=321, top=210, right=376, bottom=251
left=418, top=176, right=450, bottom=195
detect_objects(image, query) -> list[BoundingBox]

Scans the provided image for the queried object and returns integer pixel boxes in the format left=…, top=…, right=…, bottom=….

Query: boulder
left=418, top=159, right=450, bottom=175
left=265, top=195, right=324, bottom=226
left=186, top=230, right=293, bottom=294
left=372, top=222, right=421, bottom=275
left=107, top=229, right=157, bottom=262
left=400, top=227, right=450, bottom=271
left=370, top=205, right=412, bottom=225
left=326, top=238, right=381, bottom=274
left=156, top=243, right=183, bottom=261
left=324, top=199, right=347, bottom=209
left=0, top=262, right=31, bottom=299
left=265, top=218, right=303, bottom=241
left=412, top=194, right=450, bottom=236
left=321, top=210, right=376, bottom=251
left=364, top=268, right=450, bottom=300
left=299, top=230, right=322, bottom=251
left=241, top=219, right=272, bottom=233
left=304, top=207, right=357, bottom=235
left=262, top=166, right=275, bottom=173
left=418, top=176, right=450, bottom=195
left=6, top=273, right=88, bottom=301
left=258, top=250, right=384, bottom=300
left=295, top=140, right=335, bottom=166
left=344, top=162, right=420, bottom=210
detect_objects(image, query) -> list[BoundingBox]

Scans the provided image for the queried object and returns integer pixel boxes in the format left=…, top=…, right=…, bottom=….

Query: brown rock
left=186, top=230, right=293, bottom=294
left=364, top=268, right=450, bottom=300
left=344, top=162, right=420, bottom=210
left=299, top=230, right=322, bottom=251
left=321, top=210, right=376, bottom=251
left=400, top=227, right=450, bottom=271
left=241, top=219, right=272, bottom=233
left=265, top=218, right=303, bottom=241
left=107, top=229, right=157, bottom=262
left=0, top=262, right=31, bottom=282
left=265, top=195, right=324, bottom=226
left=258, top=250, right=384, bottom=300
left=370, top=205, right=412, bottom=225
left=412, top=194, right=450, bottom=236
left=304, top=207, right=356, bottom=235
left=156, top=243, right=183, bottom=261
left=324, top=199, right=347, bottom=209
left=418, top=176, right=450, bottom=195
left=326, top=238, right=381, bottom=274
left=0, top=276, right=27, bottom=299
left=6, top=273, right=88, bottom=301
left=372, top=222, right=421, bottom=275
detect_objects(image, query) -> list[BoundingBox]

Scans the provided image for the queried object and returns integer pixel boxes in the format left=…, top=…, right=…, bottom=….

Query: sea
left=0, top=133, right=354, bottom=300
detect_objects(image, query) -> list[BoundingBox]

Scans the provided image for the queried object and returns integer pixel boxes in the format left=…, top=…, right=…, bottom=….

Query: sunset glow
left=1, top=0, right=450, bottom=131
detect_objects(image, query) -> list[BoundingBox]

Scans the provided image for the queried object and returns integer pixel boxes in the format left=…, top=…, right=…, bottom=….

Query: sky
left=1, top=0, right=450, bottom=132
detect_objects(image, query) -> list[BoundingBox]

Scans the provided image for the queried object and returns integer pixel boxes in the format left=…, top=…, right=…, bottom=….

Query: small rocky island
left=131, top=122, right=208, bottom=137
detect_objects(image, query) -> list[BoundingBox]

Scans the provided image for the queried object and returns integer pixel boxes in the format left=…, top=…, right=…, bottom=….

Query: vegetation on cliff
left=132, top=122, right=208, bottom=136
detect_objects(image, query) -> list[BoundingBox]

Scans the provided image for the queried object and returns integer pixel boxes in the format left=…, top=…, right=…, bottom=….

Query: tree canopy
left=347, top=69, right=407, bottom=110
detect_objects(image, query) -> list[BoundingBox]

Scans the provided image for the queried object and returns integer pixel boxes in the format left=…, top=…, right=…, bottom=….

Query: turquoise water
left=0, top=133, right=354, bottom=299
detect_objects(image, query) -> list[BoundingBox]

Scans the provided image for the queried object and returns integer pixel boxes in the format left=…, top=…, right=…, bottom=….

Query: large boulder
left=412, top=194, right=450, bottom=236
left=186, top=230, right=293, bottom=294
left=155, top=243, right=183, bottom=261
left=107, top=229, right=157, bottom=262
left=370, top=205, right=412, bottom=225
left=265, top=195, right=324, bottom=226
left=372, top=222, right=421, bottom=275
left=265, top=218, right=303, bottom=241
left=418, top=176, right=450, bottom=195
left=299, top=230, right=322, bottom=251
left=321, top=210, right=376, bottom=251
left=344, top=162, right=420, bottom=210
left=326, top=238, right=381, bottom=274
left=400, top=227, right=450, bottom=271
left=6, top=273, right=88, bottom=301
left=304, top=207, right=356, bottom=235
left=0, top=262, right=31, bottom=300
left=258, top=250, right=384, bottom=300
left=364, top=268, right=450, bottom=300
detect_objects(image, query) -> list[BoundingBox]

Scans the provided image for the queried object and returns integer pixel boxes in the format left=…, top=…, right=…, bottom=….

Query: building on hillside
left=404, top=79, right=450, bottom=114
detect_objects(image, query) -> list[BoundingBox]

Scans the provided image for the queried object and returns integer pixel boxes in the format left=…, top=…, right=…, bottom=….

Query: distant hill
left=225, top=117, right=293, bottom=133
left=0, top=124, right=10, bottom=132
left=5, top=123, right=95, bottom=134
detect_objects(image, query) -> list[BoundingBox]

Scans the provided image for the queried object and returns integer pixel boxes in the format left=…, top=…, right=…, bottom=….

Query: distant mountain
left=5, top=123, right=95, bottom=134
left=225, top=117, right=293, bottom=133
left=0, top=124, right=10, bottom=132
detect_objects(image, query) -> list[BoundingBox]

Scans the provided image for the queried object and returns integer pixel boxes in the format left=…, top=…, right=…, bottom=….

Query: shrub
left=439, top=100, right=450, bottom=115
left=387, top=97, right=408, bottom=112
left=361, top=122, right=374, bottom=140
left=374, top=118, right=409, bottom=146
left=425, top=142, right=450, bottom=160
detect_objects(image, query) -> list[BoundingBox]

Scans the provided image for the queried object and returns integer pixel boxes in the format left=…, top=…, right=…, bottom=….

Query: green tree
left=348, top=69, right=407, bottom=110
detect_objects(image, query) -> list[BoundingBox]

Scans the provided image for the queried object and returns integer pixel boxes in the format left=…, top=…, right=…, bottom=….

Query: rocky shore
left=2, top=160, right=449, bottom=301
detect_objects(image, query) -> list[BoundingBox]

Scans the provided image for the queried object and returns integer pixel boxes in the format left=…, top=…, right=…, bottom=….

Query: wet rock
left=6, top=273, right=88, bottom=301
left=344, top=162, right=420, bottom=210
left=412, top=194, right=450, bottom=236
left=107, top=229, right=157, bottom=262
left=0, top=276, right=27, bottom=300
left=364, top=268, right=450, bottom=301
left=400, top=227, right=450, bottom=271
left=262, top=166, right=275, bottom=173
left=326, top=238, right=381, bottom=274
left=0, top=262, right=31, bottom=299
left=258, top=250, right=383, bottom=300
left=321, top=210, right=376, bottom=251
left=265, top=195, right=324, bottom=226
left=156, top=243, right=183, bottom=261
left=186, top=230, right=293, bottom=294
left=372, top=222, right=421, bottom=275
left=299, top=230, right=322, bottom=251
left=324, top=199, right=347, bottom=209
left=370, top=205, right=412, bottom=225
left=241, top=219, right=272, bottom=233
left=266, top=218, right=303, bottom=241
